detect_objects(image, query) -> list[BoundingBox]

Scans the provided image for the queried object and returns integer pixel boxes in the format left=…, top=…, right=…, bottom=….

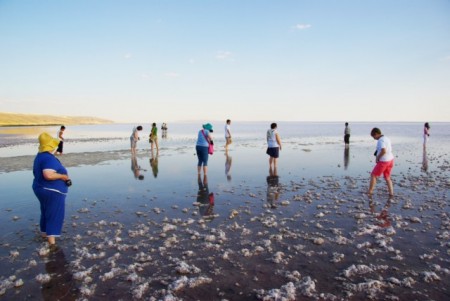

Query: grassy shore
left=0, top=112, right=114, bottom=126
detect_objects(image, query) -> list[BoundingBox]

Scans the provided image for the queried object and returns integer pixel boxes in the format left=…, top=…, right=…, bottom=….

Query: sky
left=0, top=0, right=449, bottom=123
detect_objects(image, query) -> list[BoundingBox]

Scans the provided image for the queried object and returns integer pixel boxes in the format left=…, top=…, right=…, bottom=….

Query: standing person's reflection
left=225, top=151, right=232, bottom=182
left=150, top=150, right=159, bottom=178
left=369, top=197, right=393, bottom=229
left=266, top=167, right=279, bottom=209
left=421, top=145, right=429, bottom=173
left=344, top=147, right=350, bottom=170
left=197, top=174, right=215, bottom=219
left=131, top=155, right=145, bottom=180
left=41, top=248, right=79, bottom=300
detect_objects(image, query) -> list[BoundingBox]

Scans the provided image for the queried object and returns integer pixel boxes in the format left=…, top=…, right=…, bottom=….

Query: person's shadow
left=225, top=151, right=232, bottom=182
left=344, top=147, right=350, bottom=170
left=197, top=174, right=215, bottom=219
left=266, top=167, right=280, bottom=209
left=131, top=155, right=145, bottom=180
left=150, top=151, right=159, bottom=178
left=41, top=248, right=79, bottom=300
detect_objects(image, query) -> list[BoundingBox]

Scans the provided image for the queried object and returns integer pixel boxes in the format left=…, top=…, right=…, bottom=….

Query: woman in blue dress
left=32, top=133, right=71, bottom=251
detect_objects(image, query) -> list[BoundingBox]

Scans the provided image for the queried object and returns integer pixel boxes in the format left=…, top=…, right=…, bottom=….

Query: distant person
left=344, top=122, right=350, bottom=148
left=368, top=127, right=394, bottom=196
left=196, top=123, right=214, bottom=175
left=149, top=123, right=159, bottom=152
left=131, top=155, right=144, bottom=180
left=161, top=123, right=168, bottom=138
left=266, top=123, right=282, bottom=171
left=130, top=125, right=143, bottom=155
left=224, top=119, right=232, bottom=151
left=54, top=125, right=65, bottom=155
left=423, top=122, right=430, bottom=146
left=32, top=132, right=71, bottom=251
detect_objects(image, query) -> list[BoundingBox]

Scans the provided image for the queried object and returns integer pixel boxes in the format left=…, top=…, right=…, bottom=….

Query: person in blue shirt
left=32, top=133, right=71, bottom=251
left=196, top=123, right=214, bottom=175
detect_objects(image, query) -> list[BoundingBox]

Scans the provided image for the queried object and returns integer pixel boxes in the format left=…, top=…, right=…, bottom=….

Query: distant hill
left=0, top=112, right=114, bottom=126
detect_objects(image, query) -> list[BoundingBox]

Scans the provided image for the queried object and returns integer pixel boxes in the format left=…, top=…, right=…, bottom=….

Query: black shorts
left=344, top=134, right=350, bottom=144
left=266, top=147, right=279, bottom=158
left=56, top=141, right=64, bottom=153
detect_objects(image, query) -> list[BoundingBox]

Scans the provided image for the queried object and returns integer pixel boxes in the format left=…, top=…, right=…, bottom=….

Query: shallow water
left=0, top=123, right=449, bottom=300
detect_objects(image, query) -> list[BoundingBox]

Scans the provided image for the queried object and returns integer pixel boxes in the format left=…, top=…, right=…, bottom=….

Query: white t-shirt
left=376, top=136, right=394, bottom=162
left=225, top=124, right=231, bottom=138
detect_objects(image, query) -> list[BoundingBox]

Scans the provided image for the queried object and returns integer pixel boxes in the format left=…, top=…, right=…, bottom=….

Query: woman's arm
left=43, top=169, right=69, bottom=181
left=276, top=133, right=282, bottom=150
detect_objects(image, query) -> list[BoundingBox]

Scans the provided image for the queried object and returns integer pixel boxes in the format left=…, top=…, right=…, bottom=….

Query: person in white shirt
left=224, top=119, right=232, bottom=152
left=266, top=123, right=282, bottom=171
left=368, top=127, right=394, bottom=196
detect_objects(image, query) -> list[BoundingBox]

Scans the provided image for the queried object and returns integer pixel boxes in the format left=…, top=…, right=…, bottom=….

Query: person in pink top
left=368, top=127, right=394, bottom=196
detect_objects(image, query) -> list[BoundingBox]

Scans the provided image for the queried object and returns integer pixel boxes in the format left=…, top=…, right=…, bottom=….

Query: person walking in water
left=33, top=132, right=71, bottom=251
left=54, top=125, right=65, bottom=155
left=149, top=123, right=159, bottom=152
left=423, top=122, right=430, bottom=146
left=344, top=122, right=351, bottom=148
left=368, top=127, right=394, bottom=196
left=130, top=125, right=143, bottom=155
left=196, top=123, right=214, bottom=175
left=224, top=119, right=232, bottom=152
left=266, top=123, right=282, bottom=172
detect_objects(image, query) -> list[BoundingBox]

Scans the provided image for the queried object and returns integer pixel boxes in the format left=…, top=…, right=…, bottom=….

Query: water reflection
left=343, top=147, right=350, bottom=170
left=421, top=145, right=428, bottom=173
left=131, top=155, right=145, bottom=180
left=197, top=174, right=215, bottom=219
left=266, top=167, right=279, bottom=209
left=225, top=151, right=232, bottom=182
left=149, top=151, right=159, bottom=178
left=369, top=197, right=393, bottom=228
left=41, top=248, right=79, bottom=300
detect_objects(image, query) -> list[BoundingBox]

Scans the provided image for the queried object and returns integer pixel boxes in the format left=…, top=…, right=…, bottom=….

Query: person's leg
left=384, top=160, right=394, bottom=196
left=368, top=175, right=377, bottom=195
left=45, top=193, right=66, bottom=246
left=386, top=178, right=394, bottom=196
left=34, top=188, right=48, bottom=237
left=273, top=157, right=278, bottom=169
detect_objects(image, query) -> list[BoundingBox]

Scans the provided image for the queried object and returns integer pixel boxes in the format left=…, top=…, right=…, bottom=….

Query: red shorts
left=371, top=160, right=394, bottom=179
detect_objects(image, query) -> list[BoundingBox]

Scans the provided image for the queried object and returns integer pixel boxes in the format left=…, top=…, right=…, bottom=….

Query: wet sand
left=0, top=142, right=449, bottom=300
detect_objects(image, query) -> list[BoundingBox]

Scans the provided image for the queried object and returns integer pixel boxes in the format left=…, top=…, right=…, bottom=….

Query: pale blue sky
left=1, top=0, right=449, bottom=122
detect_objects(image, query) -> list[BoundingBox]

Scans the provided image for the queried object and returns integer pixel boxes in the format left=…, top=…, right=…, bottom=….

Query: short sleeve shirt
left=377, top=136, right=394, bottom=162
left=32, top=152, right=68, bottom=194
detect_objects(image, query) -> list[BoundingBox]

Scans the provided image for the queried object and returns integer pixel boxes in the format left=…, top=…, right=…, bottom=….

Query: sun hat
left=202, top=123, right=213, bottom=132
left=38, top=132, right=60, bottom=153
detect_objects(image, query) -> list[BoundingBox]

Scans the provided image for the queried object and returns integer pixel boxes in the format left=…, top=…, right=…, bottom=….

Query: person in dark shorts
left=55, top=125, right=65, bottom=155
left=344, top=122, right=350, bottom=148
left=266, top=123, right=282, bottom=171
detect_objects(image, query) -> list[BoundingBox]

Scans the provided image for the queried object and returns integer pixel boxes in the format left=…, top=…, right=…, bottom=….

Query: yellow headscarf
left=38, top=132, right=60, bottom=153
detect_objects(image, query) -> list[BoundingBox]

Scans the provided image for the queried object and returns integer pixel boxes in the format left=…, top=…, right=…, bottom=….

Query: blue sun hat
left=202, top=123, right=213, bottom=132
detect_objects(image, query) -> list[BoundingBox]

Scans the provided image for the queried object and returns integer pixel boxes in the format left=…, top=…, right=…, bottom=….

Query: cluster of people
left=32, top=121, right=431, bottom=250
